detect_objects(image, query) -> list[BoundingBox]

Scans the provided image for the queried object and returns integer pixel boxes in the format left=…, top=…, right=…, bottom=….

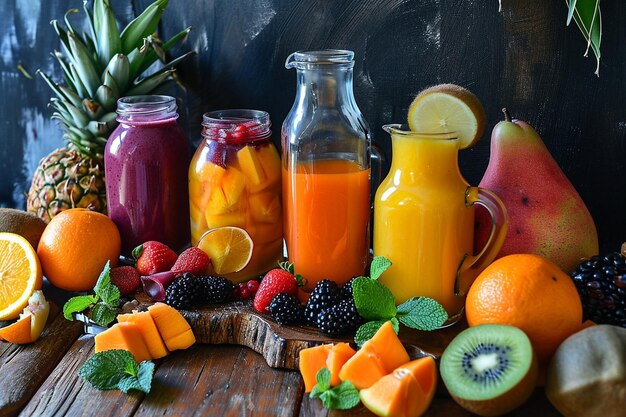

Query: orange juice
left=283, top=160, right=370, bottom=290
left=374, top=126, right=507, bottom=318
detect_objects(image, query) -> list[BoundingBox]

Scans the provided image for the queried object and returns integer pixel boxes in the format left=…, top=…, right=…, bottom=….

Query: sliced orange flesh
left=196, top=226, right=253, bottom=274
left=0, top=232, right=43, bottom=320
left=0, top=315, right=32, bottom=344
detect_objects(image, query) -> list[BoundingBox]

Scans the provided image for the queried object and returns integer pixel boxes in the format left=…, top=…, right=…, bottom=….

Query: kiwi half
left=440, top=324, right=538, bottom=417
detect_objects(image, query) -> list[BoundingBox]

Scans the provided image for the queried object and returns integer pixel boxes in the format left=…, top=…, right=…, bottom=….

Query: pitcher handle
left=455, top=186, right=508, bottom=296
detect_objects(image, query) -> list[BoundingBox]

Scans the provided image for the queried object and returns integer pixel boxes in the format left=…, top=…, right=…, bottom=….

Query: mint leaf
left=63, top=295, right=97, bottom=320
left=99, top=284, right=121, bottom=307
left=79, top=350, right=138, bottom=390
left=397, top=297, right=448, bottom=331
left=353, top=277, right=396, bottom=320
left=369, top=256, right=391, bottom=281
left=90, top=303, right=118, bottom=327
left=118, top=361, right=154, bottom=394
left=79, top=350, right=154, bottom=394
left=318, top=382, right=360, bottom=410
left=390, top=317, right=400, bottom=333
left=354, top=320, right=387, bottom=347
left=94, top=261, right=112, bottom=300
left=316, top=368, right=331, bottom=391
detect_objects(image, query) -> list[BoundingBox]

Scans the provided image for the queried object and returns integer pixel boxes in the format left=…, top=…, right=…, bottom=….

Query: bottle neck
left=116, top=95, right=178, bottom=124
left=295, top=66, right=357, bottom=109
left=389, top=135, right=462, bottom=183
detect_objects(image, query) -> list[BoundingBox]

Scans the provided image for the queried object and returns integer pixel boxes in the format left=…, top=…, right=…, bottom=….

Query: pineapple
left=27, top=0, right=193, bottom=222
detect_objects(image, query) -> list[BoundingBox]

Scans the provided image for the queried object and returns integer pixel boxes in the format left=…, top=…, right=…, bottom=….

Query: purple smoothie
left=105, top=96, right=190, bottom=254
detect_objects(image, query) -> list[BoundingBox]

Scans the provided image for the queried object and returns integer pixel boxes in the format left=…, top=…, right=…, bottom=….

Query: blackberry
left=340, top=276, right=359, bottom=299
left=197, top=275, right=234, bottom=305
left=571, top=252, right=626, bottom=327
left=165, top=273, right=202, bottom=310
left=268, top=293, right=304, bottom=325
left=316, top=298, right=363, bottom=336
left=304, top=279, right=341, bottom=325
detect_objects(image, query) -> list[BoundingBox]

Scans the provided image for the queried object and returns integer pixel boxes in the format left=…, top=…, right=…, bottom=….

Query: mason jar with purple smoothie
left=105, top=95, right=190, bottom=254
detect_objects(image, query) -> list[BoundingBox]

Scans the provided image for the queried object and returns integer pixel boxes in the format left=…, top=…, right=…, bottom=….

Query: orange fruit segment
left=196, top=226, right=253, bottom=275
left=0, top=315, right=32, bottom=344
left=0, top=232, right=43, bottom=320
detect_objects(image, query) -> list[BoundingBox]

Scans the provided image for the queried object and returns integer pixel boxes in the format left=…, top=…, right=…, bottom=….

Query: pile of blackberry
left=165, top=273, right=234, bottom=310
left=571, top=252, right=626, bottom=327
left=266, top=277, right=363, bottom=336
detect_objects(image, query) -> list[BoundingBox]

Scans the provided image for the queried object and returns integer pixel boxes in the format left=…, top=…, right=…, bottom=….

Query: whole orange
left=37, top=208, right=121, bottom=291
left=465, top=254, right=582, bottom=366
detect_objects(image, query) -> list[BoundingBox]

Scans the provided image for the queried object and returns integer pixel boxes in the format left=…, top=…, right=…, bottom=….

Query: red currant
left=232, top=286, right=241, bottom=299
left=246, top=280, right=259, bottom=293
left=240, top=287, right=252, bottom=299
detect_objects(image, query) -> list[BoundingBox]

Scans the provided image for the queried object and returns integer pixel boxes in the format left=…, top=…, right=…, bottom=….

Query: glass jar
left=189, top=110, right=283, bottom=282
left=105, top=95, right=190, bottom=254
left=282, top=50, right=374, bottom=290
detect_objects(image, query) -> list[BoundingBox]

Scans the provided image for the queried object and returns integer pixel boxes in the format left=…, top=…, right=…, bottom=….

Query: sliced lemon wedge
left=407, top=84, right=487, bottom=149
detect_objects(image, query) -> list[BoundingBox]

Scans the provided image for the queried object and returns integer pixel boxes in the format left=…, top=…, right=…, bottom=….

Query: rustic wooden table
left=0, top=302, right=563, bottom=417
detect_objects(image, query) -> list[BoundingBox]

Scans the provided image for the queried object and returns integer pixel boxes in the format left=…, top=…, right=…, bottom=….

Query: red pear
left=475, top=109, right=598, bottom=273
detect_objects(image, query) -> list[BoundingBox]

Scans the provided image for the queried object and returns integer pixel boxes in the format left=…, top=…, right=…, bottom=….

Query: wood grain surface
left=0, top=0, right=624, bottom=251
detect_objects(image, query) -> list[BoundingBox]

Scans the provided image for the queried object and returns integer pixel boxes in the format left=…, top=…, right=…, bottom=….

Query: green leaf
left=369, top=256, right=391, bottom=281
left=390, top=316, right=400, bottom=333
left=67, top=33, right=100, bottom=97
left=63, top=295, right=97, bottom=320
left=566, top=0, right=602, bottom=75
left=315, top=368, right=331, bottom=391
left=79, top=350, right=138, bottom=390
left=396, top=297, right=448, bottom=331
left=328, top=381, right=360, bottom=410
left=90, top=303, right=118, bottom=327
left=94, top=261, right=112, bottom=297
left=93, top=0, right=121, bottom=68
left=79, top=350, right=154, bottom=394
left=120, top=0, right=169, bottom=54
left=354, top=320, right=387, bottom=347
left=567, top=0, right=578, bottom=24
left=352, top=277, right=396, bottom=320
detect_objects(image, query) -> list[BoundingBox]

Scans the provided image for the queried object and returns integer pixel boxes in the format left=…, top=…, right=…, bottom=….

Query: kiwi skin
left=442, top=324, right=539, bottom=417
left=0, top=208, right=47, bottom=249
left=451, top=356, right=538, bottom=417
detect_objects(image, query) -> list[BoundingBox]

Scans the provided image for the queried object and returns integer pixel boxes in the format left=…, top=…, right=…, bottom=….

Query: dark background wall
left=0, top=0, right=624, bottom=252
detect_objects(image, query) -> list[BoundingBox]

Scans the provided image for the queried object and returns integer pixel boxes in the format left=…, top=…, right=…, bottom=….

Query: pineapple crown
left=38, top=0, right=194, bottom=160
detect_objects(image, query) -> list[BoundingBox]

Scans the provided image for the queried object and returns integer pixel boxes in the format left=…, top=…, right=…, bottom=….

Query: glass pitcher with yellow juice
left=374, top=125, right=507, bottom=321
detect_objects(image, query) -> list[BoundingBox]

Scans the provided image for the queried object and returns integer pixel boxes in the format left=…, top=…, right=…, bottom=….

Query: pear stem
left=502, top=108, right=512, bottom=122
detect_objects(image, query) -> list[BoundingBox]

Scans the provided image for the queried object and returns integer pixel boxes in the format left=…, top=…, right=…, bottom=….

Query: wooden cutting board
left=136, top=294, right=465, bottom=370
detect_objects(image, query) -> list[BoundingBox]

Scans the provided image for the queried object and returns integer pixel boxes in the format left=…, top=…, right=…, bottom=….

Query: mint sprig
left=309, top=368, right=360, bottom=410
left=79, top=349, right=154, bottom=393
left=353, top=256, right=448, bottom=346
left=62, top=261, right=121, bottom=327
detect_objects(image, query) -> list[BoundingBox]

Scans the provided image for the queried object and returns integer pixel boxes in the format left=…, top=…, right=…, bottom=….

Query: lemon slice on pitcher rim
left=407, top=83, right=487, bottom=149
left=196, top=227, right=254, bottom=275
left=0, top=232, right=43, bottom=320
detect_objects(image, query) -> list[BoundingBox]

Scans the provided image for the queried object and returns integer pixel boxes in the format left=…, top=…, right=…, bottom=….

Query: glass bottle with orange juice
left=189, top=110, right=282, bottom=282
left=282, top=50, right=378, bottom=290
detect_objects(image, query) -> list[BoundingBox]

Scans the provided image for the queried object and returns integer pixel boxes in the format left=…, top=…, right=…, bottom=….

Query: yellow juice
left=374, top=132, right=474, bottom=315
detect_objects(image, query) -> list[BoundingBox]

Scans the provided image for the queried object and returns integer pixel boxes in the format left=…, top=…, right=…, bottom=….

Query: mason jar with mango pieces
left=189, top=110, right=283, bottom=282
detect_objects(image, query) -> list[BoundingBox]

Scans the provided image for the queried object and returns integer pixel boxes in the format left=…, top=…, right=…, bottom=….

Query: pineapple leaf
left=37, top=70, right=68, bottom=102
left=102, top=71, right=120, bottom=99
left=82, top=98, right=103, bottom=119
left=120, top=0, right=169, bottom=55
left=63, top=9, right=81, bottom=36
left=127, top=45, right=150, bottom=80
left=93, top=0, right=121, bottom=69
left=59, top=86, right=84, bottom=108
left=126, top=69, right=174, bottom=96
left=50, top=20, right=71, bottom=57
left=95, top=85, right=117, bottom=111
left=566, top=0, right=602, bottom=76
left=52, top=51, right=76, bottom=91
left=83, top=0, right=97, bottom=43
left=64, top=102, right=91, bottom=128
left=68, top=33, right=100, bottom=97
left=104, top=54, right=129, bottom=91
left=136, top=26, right=191, bottom=75
left=69, top=63, right=89, bottom=98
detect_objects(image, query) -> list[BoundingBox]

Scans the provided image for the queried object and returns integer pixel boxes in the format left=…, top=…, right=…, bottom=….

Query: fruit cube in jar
left=237, top=145, right=266, bottom=185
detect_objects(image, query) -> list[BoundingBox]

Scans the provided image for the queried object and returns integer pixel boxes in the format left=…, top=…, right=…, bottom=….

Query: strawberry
left=110, top=266, right=141, bottom=296
left=171, top=247, right=210, bottom=276
left=253, top=262, right=303, bottom=313
left=133, top=241, right=177, bottom=276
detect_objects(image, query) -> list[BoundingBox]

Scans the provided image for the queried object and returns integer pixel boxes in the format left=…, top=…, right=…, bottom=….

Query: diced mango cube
left=205, top=211, right=246, bottom=229
left=237, top=145, right=266, bottom=185
left=190, top=160, right=226, bottom=184
left=221, top=167, right=246, bottom=207
left=148, top=303, right=196, bottom=351
left=205, top=188, right=232, bottom=215
left=190, top=201, right=206, bottom=225
left=249, top=192, right=281, bottom=224
left=94, top=322, right=153, bottom=363
left=117, top=311, right=169, bottom=359
left=257, top=143, right=281, bottom=185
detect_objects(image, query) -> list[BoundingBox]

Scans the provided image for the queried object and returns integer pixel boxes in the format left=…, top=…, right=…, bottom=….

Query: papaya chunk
left=117, top=311, right=169, bottom=359
left=148, top=302, right=196, bottom=351
left=94, top=322, right=152, bottom=363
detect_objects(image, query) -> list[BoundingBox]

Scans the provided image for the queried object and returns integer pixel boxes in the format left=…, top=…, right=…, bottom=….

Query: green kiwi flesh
left=440, top=324, right=538, bottom=416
